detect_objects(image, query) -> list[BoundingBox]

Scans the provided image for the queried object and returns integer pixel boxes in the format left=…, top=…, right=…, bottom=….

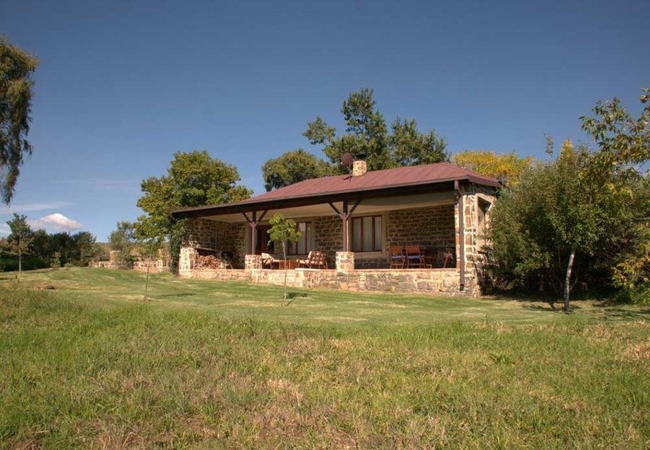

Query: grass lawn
left=1, top=268, right=649, bottom=448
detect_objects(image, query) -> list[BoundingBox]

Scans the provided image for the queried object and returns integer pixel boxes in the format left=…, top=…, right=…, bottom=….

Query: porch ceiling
left=199, top=191, right=455, bottom=223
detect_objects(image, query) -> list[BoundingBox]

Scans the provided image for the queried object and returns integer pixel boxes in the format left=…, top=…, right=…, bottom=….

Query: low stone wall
left=179, top=267, right=468, bottom=296
left=133, top=261, right=170, bottom=273
left=92, top=261, right=117, bottom=269
left=178, top=247, right=478, bottom=296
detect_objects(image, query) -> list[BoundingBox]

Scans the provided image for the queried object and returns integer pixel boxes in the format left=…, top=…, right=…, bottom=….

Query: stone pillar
left=336, top=251, right=355, bottom=272
left=245, top=254, right=262, bottom=271
left=179, top=247, right=197, bottom=277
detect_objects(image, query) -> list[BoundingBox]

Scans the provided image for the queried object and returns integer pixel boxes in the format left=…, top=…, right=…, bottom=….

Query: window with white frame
left=351, top=215, right=382, bottom=252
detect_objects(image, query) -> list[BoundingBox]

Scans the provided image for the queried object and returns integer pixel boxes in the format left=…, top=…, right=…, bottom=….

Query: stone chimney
left=352, top=160, right=367, bottom=176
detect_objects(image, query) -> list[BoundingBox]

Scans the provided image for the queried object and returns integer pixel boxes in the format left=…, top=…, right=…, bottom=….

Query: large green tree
left=302, top=88, right=448, bottom=174
left=0, top=37, right=38, bottom=204
left=261, top=149, right=334, bottom=192
left=580, top=88, right=650, bottom=291
left=109, top=221, right=136, bottom=268
left=136, top=151, right=252, bottom=272
left=71, top=231, right=97, bottom=266
left=390, top=118, right=448, bottom=167
left=3, top=213, right=33, bottom=275
left=486, top=89, right=650, bottom=308
left=452, top=150, right=533, bottom=186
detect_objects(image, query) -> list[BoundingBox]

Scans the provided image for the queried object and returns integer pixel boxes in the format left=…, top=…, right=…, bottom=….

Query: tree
left=580, top=88, right=650, bottom=292
left=452, top=150, right=533, bottom=186
left=580, top=88, right=650, bottom=178
left=302, top=88, right=448, bottom=175
left=262, top=149, right=335, bottom=191
left=488, top=140, right=650, bottom=309
left=391, top=118, right=448, bottom=166
left=30, top=228, right=49, bottom=260
left=0, top=37, right=39, bottom=204
left=4, top=213, right=33, bottom=275
left=137, top=150, right=252, bottom=272
left=48, top=232, right=74, bottom=266
left=50, top=251, right=61, bottom=269
left=267, top=213, right=302, bottom=302
left=135, top=216, right=164, bottom=301
left=109, top=221, right=136, bottom=268
left=71, top=231, right=96, bottom=266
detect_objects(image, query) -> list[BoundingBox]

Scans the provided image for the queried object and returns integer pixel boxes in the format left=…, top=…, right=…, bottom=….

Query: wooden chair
left=405, top=244, right=426, bottom=268
left=297, top=251, right=328, bottom=269
left=441, top=249, right=454, bottom=268
left=261, top=252, right=279, bottom=269
left=388, top=245, right=405, bottom=268
left=221, top=251, right=234, bottom=269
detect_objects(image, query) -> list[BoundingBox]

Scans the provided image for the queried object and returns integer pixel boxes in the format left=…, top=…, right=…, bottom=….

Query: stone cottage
left=171, top=161, right=498, bottom=297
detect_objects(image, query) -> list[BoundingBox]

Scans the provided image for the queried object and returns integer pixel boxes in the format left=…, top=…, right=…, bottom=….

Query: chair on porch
left=261, top=252, right=279, bottom=269
left=297, top=250, right=328, bottom=269
left=221, top=251, right=234, bottom=269
left=388, top=245, right=405, bottom=268
left=441, top=249, right=454, bottom=268
left=405, top=244, right=428, bottom=268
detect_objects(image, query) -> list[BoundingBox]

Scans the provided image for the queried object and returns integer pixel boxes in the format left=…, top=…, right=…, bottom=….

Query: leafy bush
left=616, top=284, right=650, bottom=305
left=0, top=256, right=48, bottom=272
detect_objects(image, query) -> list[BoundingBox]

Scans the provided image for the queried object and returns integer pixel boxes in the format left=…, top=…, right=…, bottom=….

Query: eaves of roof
left=171, top=162, right=499, bottom=220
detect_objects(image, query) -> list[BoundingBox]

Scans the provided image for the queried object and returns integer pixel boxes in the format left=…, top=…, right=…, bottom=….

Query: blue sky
left=1, top=0, right=648, bottom=240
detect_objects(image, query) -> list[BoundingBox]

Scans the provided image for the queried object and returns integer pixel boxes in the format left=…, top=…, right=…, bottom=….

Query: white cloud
left=29, top=213, right=83, bottom=233
left=3, top=201, right=75, bottom=214
left=0, top=223, right=9, bottom=236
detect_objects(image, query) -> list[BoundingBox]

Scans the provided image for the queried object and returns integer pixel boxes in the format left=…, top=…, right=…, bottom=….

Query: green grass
left=1, top=268, right=649, bottom=448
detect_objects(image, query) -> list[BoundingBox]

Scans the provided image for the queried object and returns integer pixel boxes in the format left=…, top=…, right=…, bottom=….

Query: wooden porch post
left=455, top=180, right=465, bottom=291
left=329, top=199, right=360, bottom=251
left=242, top=210, right=268, bottom=254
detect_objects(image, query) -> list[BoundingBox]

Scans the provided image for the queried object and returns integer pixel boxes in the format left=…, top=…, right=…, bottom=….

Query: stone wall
left=314, top=215, right=342, bottom=268
left=186, top=218, right=247, bottom=268
left=179, top=247, right=197, bottom=277
left=133, top=258, right=170, bottom=273
left=180, top=267, right=465, bottom=296
left=387, top=204, right=455, bottom=251
left=352, top=205, right=456, bottom=269
left=456, top=190, right=496, bottom=297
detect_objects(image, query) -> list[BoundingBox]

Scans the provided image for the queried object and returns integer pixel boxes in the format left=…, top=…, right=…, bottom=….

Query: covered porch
left=171, top=162, right=498, bottom=297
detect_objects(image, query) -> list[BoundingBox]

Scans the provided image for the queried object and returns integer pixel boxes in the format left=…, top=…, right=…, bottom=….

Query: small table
left=277, top=259, right=299, bottom=270
left=423, top=248, right=454, bottom=268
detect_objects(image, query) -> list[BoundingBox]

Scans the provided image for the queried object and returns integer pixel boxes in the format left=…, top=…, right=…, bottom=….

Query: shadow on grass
left=521, top=303, right=586, bottom=314
left=597, top=307, right=650, bottom=320
left=283, top=292, right=309, bottom=306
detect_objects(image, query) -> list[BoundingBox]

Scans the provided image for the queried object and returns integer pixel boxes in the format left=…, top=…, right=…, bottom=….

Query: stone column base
left=245, top=254, right=262, bottom=271
left=179, top=247, right=197, bottom=276
left=336, top=251, right=355, bottom=272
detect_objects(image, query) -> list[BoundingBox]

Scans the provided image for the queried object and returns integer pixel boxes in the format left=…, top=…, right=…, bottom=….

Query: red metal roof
left=239, top=162, right=499, bottom=203
left=172, top=162, right=499, bottom=218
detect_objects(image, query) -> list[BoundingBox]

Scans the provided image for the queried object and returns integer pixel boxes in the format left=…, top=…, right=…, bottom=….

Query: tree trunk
left=144, top=263, right=150, bottom=302
left=563, top=250, right=575, bottom=311
left=282, top=243, right=288, bottom=302
left=18, top=246, right=22, bottom=281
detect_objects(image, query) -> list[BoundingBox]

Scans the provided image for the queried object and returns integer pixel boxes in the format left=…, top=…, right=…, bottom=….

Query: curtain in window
left=288, top=222, right=312, bottom=255
left=352, top=216, right=382, bottom=252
